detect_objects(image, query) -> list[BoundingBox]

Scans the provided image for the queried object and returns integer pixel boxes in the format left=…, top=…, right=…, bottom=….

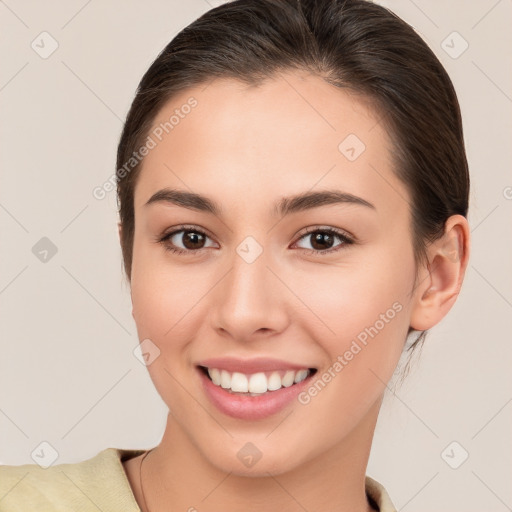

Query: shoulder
left=0, top=447, right=146, bottom=512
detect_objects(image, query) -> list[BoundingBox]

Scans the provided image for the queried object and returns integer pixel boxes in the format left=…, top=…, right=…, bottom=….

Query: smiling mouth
left=198, top=365, right=317, bottom=396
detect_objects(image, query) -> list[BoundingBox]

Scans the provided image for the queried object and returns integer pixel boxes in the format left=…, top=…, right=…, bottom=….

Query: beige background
left=1, top=1, right=511, bottom=510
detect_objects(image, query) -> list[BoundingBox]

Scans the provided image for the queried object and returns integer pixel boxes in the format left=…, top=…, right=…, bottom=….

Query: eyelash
left=157, top=224, right=355, bottom=257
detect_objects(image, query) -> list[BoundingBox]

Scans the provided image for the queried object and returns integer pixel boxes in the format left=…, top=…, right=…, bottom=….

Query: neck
left=140, top=398, right=382, bottom=512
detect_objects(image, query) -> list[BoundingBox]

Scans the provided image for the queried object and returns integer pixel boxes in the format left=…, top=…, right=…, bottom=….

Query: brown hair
left=116, top=0, right=469, bottom=367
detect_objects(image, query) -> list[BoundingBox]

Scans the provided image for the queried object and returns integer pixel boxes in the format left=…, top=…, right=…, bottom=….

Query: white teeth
left=248, top=372, right=267, bottom=393
left=220, top=370, right=231, bottom=389
left=281, top=370, right=295, bottom=387
left=294, top=369, right=308, bottom=384
left=204, top=367, right=312, bottom=394
left=230, top=372, right=249, bottom=392
left=208, top=368, right=221, bottom=386
left=267, top=372, right=282, bottom=391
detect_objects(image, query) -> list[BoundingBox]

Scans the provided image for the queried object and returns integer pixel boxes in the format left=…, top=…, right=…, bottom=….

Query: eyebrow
left=144, top=188, right=376, bottom=217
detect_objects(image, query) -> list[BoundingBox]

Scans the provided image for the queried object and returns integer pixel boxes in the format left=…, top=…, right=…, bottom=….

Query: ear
left=409, top=214, right=470, bottom=331
left=117, top=222, right=133, bottom=307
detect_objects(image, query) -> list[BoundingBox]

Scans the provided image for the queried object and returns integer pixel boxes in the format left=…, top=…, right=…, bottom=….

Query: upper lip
left=197, top=357, right=315, bottom=374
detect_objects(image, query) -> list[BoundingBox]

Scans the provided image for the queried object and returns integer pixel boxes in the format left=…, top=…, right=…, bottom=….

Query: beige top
left=0, top=447, right=397, bottom=511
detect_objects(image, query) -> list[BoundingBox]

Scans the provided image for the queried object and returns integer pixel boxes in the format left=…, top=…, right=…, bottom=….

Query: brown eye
left=159, top=226, right=217, bottom=255
left=176, top=230, right=206, bottom=250
left=308, top=231, right=336, bottom=250
left=295, top=227, right=354, bottom=255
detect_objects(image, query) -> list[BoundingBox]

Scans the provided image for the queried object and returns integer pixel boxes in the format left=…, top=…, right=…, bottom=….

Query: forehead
left=133, top=71, right=409, bottom=220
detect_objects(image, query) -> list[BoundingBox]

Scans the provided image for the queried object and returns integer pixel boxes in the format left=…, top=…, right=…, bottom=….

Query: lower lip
left=197, top=367, right=314, bottom=421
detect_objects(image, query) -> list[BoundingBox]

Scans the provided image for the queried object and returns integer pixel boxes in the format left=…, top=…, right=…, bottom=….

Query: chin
left=203, top=440, right=304, bottom=477
left=217, top=458, right=295, bottom=478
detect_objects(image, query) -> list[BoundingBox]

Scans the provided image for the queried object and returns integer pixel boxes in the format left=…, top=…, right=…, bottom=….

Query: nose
left=211, top=246, right=290, bottom=342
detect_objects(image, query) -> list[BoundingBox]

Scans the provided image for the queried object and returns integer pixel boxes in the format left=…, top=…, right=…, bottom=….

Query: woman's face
left=129, top=71, right=421, bottom=475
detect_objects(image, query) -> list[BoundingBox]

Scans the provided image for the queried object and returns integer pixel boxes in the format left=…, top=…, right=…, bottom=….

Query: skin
left=119, top=70, right=470, bottom=512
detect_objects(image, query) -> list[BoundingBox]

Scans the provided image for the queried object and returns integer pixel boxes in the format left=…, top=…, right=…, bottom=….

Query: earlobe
left=409, top=214, right=471, bottom=332
left=117, top=222, right=123, bottom=244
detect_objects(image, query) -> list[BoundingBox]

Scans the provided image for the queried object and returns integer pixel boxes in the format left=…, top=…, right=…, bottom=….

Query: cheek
left=291, top=266, right=410, bottom=441
left=131, top=271, right=191, bottom=345
left=291, top=249, right=414, bottom=391
left=130, top=244, right=216, bottom=368
left=293, top=256, right=412, bottom=341
left=130, top=239, right=183, bottom=336
left=130, top=252, right=196, bottom=410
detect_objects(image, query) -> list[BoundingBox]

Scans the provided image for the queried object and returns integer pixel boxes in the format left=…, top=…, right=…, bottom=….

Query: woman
left=0, top=0, right=470, bottom=511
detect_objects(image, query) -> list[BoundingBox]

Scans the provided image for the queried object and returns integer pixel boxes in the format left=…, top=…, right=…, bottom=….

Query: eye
left=158, top=225, right=217, bottom=255
left=157, top=224, right=355, bottom=256
left=293, top=226, right=354, bottom=255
